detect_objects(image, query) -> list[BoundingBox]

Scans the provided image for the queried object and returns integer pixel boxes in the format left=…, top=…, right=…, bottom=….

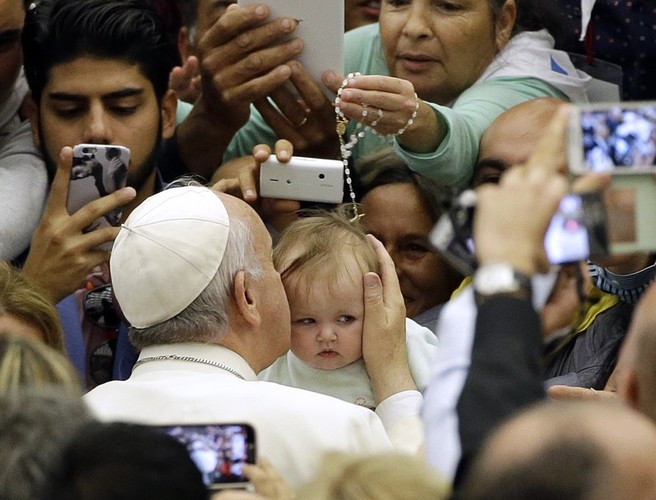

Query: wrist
left=473, top=262, right=532, bottom=306
left=370, top=365, right=417, bottom=404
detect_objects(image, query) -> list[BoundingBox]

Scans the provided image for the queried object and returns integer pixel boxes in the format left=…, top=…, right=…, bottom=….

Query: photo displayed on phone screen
left=157, top=424, right=256, bottom=489
left=580, top=104, right=656, bottom=172
left=68, top=144, right=130, bottom=232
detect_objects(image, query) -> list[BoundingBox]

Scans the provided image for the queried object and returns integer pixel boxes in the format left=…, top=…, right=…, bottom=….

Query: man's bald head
left=461, top=400, right=656, bottom=500
left=617, top=282, right=656, bottom=422
left=474, top=98, right=567, bottom=187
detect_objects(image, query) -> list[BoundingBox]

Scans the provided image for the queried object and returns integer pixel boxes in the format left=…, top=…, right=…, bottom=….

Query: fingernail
left=278, top=150, right=290, bottom=160
left=255, top=6, right=265, bottom=16
left=364, top=274, right=378, bottom=287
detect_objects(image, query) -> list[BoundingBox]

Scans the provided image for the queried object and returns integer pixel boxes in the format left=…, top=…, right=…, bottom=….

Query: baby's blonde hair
left=273, top=205, right=378, bottom=292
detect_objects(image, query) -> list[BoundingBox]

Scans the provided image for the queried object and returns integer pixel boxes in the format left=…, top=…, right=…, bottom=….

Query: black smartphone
left=154, top=423, right=256, bottom=490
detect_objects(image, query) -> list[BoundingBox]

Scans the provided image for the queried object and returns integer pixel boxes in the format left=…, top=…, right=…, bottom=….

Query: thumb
left=364, top=272, right=383, bottom=308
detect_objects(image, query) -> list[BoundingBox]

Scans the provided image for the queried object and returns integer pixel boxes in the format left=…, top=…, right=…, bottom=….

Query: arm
left=0, top=122, right=48, bottom=261
left=423, top=106, right=609, bottom=482
left=396, top=77, right=567, bottom=186
left=361, top=235, right=423, bottom=453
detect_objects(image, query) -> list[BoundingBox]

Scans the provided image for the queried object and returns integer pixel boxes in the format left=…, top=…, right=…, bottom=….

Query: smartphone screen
left=569, top=102, right=656, bottom=174
left=544, top=192, right=609, bottom=265
left=68, top=144, right=130, bottom=230
left=155, top=423, right=256, bottom=490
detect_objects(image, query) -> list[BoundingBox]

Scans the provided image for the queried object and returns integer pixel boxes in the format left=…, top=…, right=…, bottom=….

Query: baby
left=259, top=207, right=438, bottom=409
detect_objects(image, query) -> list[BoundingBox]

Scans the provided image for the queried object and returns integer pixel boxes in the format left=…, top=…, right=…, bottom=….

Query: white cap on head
left=110, top=186, right=230, bottom=329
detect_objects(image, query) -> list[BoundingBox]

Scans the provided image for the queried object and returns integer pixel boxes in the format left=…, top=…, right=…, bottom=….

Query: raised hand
left=22, top=147, right=136, bottom=303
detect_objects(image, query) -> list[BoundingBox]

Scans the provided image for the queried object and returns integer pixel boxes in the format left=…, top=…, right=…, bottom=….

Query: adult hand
left=254, top=62, right=340, bottom=158
left=211, top=459, right=293, bottom=500
left=362, top=234, right=417, bottom=403
left=211, top=140, right=300, bottom=233
left=547, top=385, right=617, bottom=402
left=330, top=73, right=441, bottom=153
left=22, top=147, right=136, bottom=304
left=168, top=55, right=201, bottom=104
left=196, top=3, right=301, bottom=129
left=176, top=3, right=302, bottom=178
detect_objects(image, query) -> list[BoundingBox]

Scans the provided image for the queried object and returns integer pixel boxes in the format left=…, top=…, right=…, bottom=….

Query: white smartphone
left=68, top=144, right=130, bottom=226
left=237, top=0, right=343, bottom=94
left=259, top=155, right=344, bottom=204
left=568, top=102, right=656, bottom=254
left=154, top=423, right=256, bottom=491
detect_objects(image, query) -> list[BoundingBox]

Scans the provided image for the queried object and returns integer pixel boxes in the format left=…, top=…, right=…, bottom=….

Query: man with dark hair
left=19, top=0, right=178, bottom=384
left=44, top=422, right=207, bottom=500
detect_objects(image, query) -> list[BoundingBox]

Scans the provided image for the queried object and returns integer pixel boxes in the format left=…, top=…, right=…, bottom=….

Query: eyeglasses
left=83, top=283, right=120, bottom=330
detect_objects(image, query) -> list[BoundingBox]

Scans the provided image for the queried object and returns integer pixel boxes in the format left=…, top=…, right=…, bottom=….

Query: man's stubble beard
left=38, top=118, right=163, bottom=194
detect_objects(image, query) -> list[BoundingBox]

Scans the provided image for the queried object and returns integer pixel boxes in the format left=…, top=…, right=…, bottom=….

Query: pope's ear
left=233, top=270, right=261, bottom=328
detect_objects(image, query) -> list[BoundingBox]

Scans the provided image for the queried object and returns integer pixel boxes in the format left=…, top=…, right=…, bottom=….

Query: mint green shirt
left=224, top=24, right=584, bottom=187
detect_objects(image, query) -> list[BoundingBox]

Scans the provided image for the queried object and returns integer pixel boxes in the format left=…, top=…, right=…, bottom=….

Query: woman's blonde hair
left=297, top=452, right=451, bottom=500
left=0, top=262, right=64, bottom=352
left=0, top=334, right=81, bottom=395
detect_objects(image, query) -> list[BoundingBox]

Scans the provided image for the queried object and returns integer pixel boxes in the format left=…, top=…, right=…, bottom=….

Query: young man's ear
left=233, top=270, right=261, bottom=328
left=160, top=89, right=178, bottom=140
left=494, top=0, right=517, bottom=51
left=23, top=93, right=41, bottom=149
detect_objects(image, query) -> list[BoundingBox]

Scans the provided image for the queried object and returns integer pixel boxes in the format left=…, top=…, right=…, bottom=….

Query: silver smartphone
left=259, top=155, right=344, bottom=204
left=155, top=423, right=256, bottom=491
left=568, top=102, right=656, bottom=254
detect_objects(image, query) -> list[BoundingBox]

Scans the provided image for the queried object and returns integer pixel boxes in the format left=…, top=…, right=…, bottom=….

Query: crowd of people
left=1, top=0, right=655, bottom=498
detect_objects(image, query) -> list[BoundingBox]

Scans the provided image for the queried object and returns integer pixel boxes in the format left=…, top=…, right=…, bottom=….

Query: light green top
left=223, top=23, right=588, bottom=187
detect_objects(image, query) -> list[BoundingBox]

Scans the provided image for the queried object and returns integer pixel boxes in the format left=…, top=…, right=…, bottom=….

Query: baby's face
left=286, top=273, right=364, bottom=371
